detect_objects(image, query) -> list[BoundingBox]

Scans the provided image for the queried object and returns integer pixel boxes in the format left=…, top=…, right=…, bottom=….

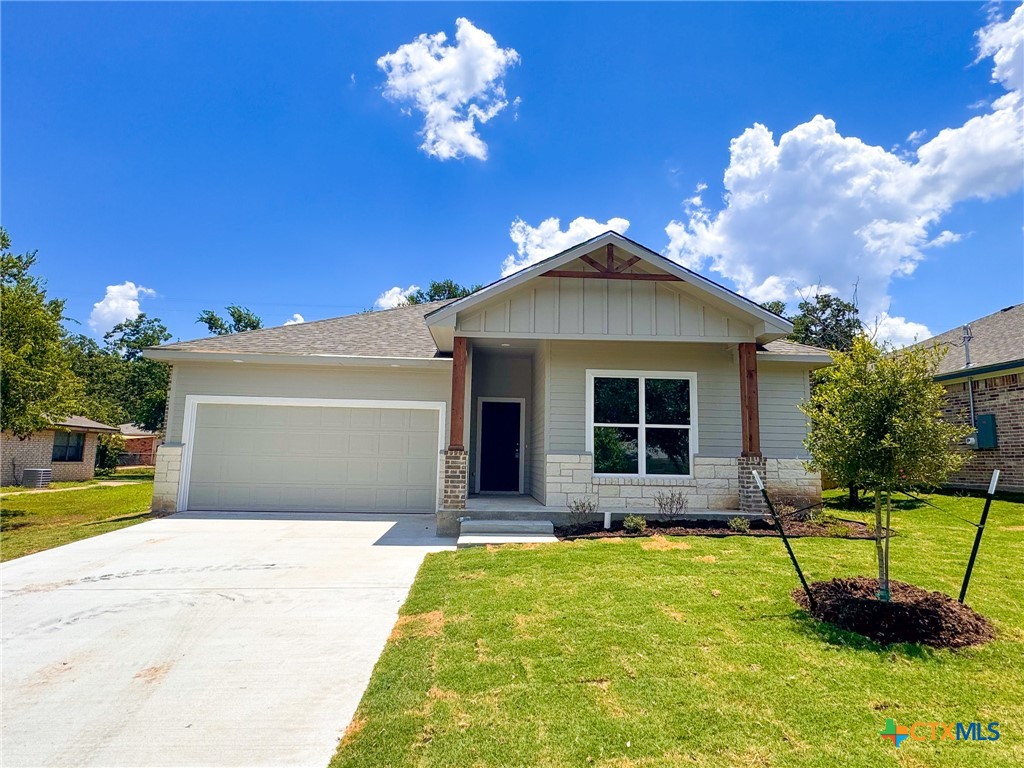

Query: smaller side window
left=52, top=432, right=85, bottom=462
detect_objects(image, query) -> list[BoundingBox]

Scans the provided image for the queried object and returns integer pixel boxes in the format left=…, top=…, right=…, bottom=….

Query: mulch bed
left=793, top=577, right=994, bottom=649
left=556, top=516, right=875, bottom=541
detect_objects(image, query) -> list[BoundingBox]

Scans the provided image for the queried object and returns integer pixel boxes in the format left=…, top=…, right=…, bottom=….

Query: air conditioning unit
left=21, top=468, right=53, bottom=488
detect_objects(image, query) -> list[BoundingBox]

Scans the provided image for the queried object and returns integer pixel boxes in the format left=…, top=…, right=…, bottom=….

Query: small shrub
left=727, top=516, right=750, bottom=533
left=654, top=490, right=688, bottom=524
left=94, top=433, right=125, bottom=477
left=808, top=508, right=838, bottom=526
left=623, top=514, right=647, bottom=534
left=825, top=521, right=849, bottom=538
left=565, top=496, right=598, bottom=528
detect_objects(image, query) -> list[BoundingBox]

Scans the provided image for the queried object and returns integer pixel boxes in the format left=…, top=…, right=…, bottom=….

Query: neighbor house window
left=52, top=432, right=85, bottom=462
left=586, top=371, right=696, bottom=477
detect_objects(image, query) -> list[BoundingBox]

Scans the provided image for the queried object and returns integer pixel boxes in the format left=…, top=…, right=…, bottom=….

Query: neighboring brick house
left=1, top=416, right=119, bottom=487
left=119, top=423, right=158, bottom=466
left=910, top=304, right=1023, bottom=494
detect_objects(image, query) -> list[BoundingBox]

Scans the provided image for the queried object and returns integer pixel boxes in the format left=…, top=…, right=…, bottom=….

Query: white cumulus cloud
left=88, top=281, right=156, bottom=335
left=870, top=313, right=933, bottom=348
left=283, top=313, right=305, bottom=326
left=374, top=285, right=420, bottom=309
left=501, top=216, right=632, bottom=276
left=664, top=5, right=1023, bottom=346
left=377, top=18, right=519, bottom=161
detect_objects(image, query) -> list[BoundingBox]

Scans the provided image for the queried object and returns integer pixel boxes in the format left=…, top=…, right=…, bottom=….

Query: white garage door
left=185, top=402, right=440, bottom=513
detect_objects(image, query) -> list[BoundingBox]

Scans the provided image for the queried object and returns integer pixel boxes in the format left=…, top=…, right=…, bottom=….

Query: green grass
left=332, top=491, right=1024, bottom=768
left=1, top=482, right=156, bottom=561
left=0, top=466, right=155, bottom=494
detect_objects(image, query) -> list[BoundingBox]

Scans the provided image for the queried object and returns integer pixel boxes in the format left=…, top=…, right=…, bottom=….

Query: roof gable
left=425, top=232, right=792, bottom=348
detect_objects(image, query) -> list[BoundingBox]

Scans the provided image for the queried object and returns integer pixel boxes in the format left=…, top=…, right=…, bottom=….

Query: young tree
left=196, top=305, right=263, bottom=335
left=405, top=279, right=481, bottom=304
left=790, top=293, right=861, bottom=352
left=800, top=336, right=973, bottom=600
left=0, top=228, right=84, bottom=436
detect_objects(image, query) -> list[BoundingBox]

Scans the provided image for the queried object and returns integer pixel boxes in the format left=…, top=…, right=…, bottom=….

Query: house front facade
left=146, top=233, right=829, bottom=534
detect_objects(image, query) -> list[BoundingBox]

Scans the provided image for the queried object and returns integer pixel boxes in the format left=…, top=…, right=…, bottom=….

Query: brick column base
left=441, top=449, right=468, bottom=511
left=738, top=455, right=768, bottom=515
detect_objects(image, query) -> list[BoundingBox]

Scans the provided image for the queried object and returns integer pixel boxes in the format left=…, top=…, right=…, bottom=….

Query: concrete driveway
left=1, top=512, right=454, bottom=768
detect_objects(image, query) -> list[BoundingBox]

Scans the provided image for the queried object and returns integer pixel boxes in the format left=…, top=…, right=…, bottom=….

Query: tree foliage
left=760, top=294, right=861, bottom=352
left=0, top=228, right=84, bottom=436
left=196, top=305, right=263, bottom=335
left=800, top=336, right=973, bottom=599
left=66, top=314, right=172, bottom=432
left=405, top=279, right=481, bottom=305
left=790, top=294, right=861, bottom=351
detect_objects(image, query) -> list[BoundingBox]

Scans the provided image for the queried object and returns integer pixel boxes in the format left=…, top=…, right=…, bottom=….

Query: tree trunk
left=873, top=491, right=889, bottom=601
left=882, top=491, right=892, bottom=600
left=849, top=486, right=860, bottom=505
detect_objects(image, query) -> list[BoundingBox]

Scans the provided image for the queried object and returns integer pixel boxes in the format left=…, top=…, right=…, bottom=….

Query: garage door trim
left=177, top=395, right=447, bottom=513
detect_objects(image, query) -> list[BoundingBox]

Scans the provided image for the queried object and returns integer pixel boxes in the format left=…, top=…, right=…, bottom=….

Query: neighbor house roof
left=119, top=423, right=155, bottom=437
left=54, top=416, right=119, bottom=433
left=146, top=297, right=830, bottom=366
left=909, top=304, right=1024, bottom=379
left=148, top=301, right=451, bottom=362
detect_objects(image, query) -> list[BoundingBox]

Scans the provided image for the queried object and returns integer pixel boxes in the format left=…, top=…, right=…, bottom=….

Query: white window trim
left=474, top=397, right=526, bottom=494
left=584, top=369, right=698, bottom=479
left=177, top=395, right=447, bottom=513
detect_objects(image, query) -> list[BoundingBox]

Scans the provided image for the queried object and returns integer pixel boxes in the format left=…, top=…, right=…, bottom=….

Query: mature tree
left=196, top=305, right=263, bottom=335
left=790, top=293, right=860, bottom=352
left=65, top=314, right=172, bottom=432
left=800, top=336, right=973, bottom=600
left=106, top=315, right=171, bottom=431
left=64, top=333, right=127, bottom=427
left=0, top=228, right=84, bottom=436
left=760, top=300, right=788, bottom=317
left=405, top=279, right=481, bottom=305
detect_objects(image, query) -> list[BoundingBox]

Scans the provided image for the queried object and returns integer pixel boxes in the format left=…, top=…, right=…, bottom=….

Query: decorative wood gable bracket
left=541, top=244, right=683, bottom=282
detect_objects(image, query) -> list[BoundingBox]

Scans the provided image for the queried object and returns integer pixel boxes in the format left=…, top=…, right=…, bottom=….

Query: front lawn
left=333, top=491, right=1024, bottom=768
left=0, top=466, right=155, bottom=494
left=1, top=482, right=157, bottom=561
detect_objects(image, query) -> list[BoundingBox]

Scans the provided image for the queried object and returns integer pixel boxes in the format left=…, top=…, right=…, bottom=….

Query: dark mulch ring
left=556, top=516, right=876, bottom=540
left=794, top=577, right=995, bottom=649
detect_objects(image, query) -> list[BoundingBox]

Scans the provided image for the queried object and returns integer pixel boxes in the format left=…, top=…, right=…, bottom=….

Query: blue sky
left=3, top=2, right=1022, bottom=345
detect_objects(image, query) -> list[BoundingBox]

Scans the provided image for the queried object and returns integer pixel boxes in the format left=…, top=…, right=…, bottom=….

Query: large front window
left=587, top=371, right=695, bottom=477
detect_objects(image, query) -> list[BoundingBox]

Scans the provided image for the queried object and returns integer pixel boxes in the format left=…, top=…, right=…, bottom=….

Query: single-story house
left=145, top=232, right=831, bottom=534
left=118, top=423, right=159, bottom=466
left=1, top=416, right=119, bottom=487
left=909, top=303, right=1023, bottom=494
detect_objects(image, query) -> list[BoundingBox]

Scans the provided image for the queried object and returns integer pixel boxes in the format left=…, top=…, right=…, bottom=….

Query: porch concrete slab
left=1, top=512, right=454, bottom=768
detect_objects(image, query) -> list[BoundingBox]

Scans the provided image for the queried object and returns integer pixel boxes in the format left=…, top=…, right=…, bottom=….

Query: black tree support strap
left=959, top=469, right=1000, bottom=604
left=752, top=470, right=817, bottom=614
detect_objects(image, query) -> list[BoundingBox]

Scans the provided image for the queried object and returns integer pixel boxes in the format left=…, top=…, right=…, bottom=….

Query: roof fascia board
left=933, top=359, right=1024, bottom=382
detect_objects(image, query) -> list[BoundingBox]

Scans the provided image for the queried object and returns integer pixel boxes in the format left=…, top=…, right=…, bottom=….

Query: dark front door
left=479, top=401, right=521, bottom=492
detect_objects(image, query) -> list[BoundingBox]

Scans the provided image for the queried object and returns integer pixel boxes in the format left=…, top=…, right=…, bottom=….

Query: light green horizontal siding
left=166, top=362, right=450, bottom=443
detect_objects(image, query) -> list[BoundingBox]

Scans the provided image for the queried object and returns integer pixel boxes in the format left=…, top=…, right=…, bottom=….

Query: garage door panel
left=186, top=403, right=439, bottom=513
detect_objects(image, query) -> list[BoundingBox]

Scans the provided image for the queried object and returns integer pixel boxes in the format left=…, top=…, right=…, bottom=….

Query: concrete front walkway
left=1, top=512, right=454, bottom=768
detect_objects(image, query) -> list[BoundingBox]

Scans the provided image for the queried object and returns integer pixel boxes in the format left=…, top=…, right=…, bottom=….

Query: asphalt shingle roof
left=152, top=299, right=831, bottom=360
left=908, top=304, right=1024, bottom=376
left=155, top=300, right=452, bottom=359
left=55, top=416, right=119, bottom=432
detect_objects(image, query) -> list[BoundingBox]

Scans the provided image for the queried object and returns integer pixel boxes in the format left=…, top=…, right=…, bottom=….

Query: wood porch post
left=448, top=336, right=468, bottom=449
left=738, top=342, right=761, bottom=457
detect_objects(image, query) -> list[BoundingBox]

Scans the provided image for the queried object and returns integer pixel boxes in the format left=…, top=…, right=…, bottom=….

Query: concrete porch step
left=457, top=532, right=559, bottom=548
left=456, top=519, right=558, bottom=548
left=459, top=519, right=554, bottom=535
